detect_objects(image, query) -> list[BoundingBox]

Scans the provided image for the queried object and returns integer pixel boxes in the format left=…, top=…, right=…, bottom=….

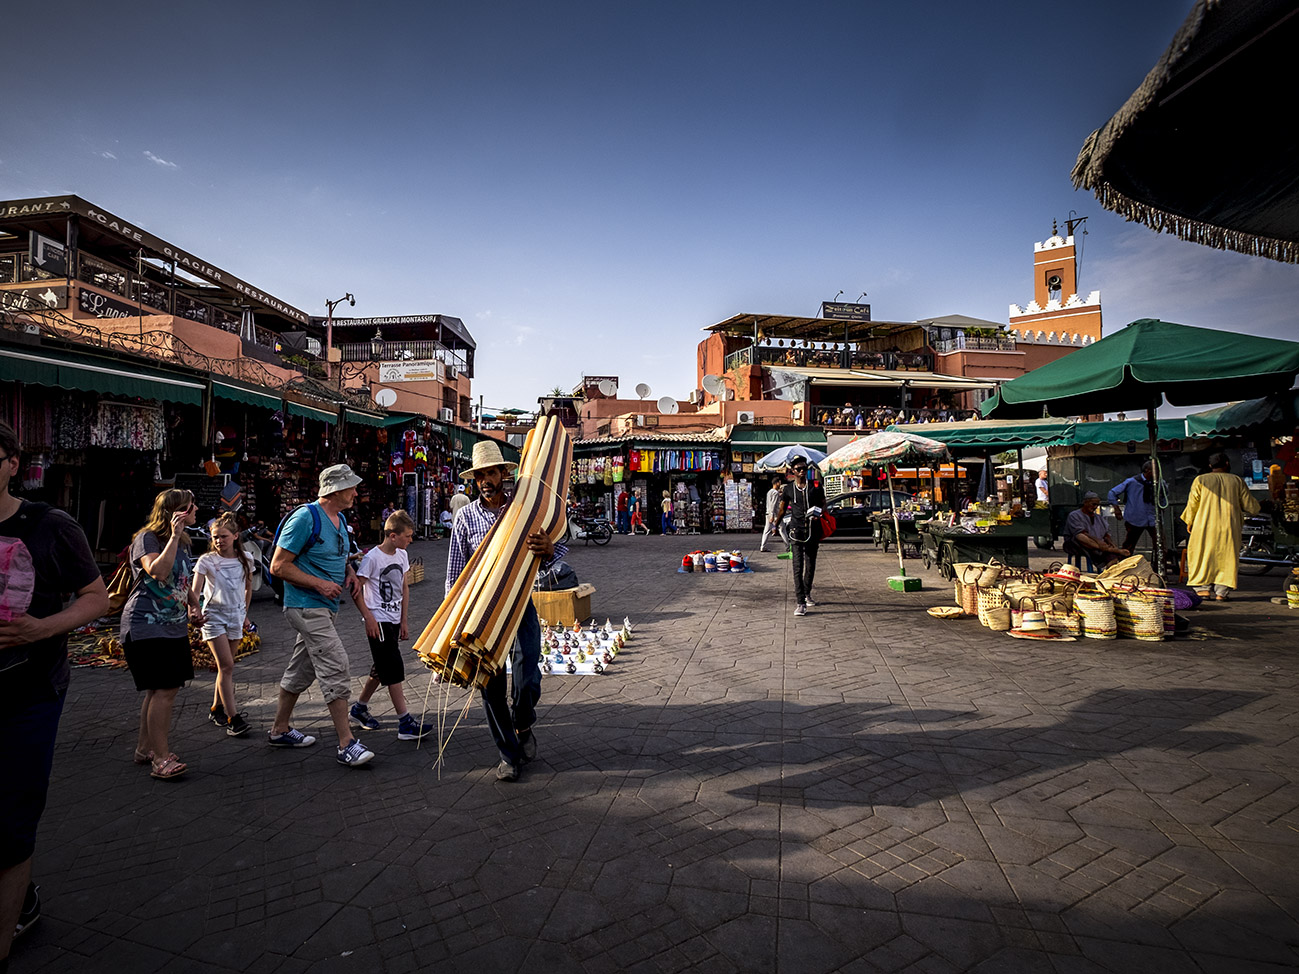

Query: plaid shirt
left=445, top=498, right=568, bottom=594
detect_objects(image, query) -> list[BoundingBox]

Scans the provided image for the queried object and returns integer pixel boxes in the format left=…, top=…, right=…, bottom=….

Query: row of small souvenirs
left=536, top=617, right=634, bottom=675
left=680, top=550, right=748, bottom=572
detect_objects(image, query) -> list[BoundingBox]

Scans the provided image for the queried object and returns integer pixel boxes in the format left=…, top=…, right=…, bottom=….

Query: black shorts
left=1, top=693, right=64, bottom=867
left=123, top=635, right=195, bottom=691
left=366, top=621, right=405, bottom=686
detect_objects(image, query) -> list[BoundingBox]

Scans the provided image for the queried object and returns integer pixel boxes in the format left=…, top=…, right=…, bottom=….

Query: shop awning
left=0, top=346, right=204, bottom=405
left=889, top=419, right=1074, bottom=451
left=344, top=407, right=387, bottom=428
left=729, top=428, right=827, bottom=449
left=286, top=400, right=340, bottom=424
left=1051, top=418, right=1188, bottom=447
left=769, top=366, right=997, bottom=390
left=1186, top=393, right=1299, bottom=437
left=213, top=380, right=281, bottom=411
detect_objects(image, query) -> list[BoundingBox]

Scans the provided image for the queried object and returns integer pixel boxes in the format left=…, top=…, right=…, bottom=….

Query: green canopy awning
left=286, top=400, right=339, bottom=424
left=1186, top=392, right=1299, bottom=437
left=729, top=428, right=827, bottom=448
left=887, top=419, right=1074, bottom=452
left=344, top=408, right=387, bottom=428
left=1049, top=418, right=1188, bottom=447
left=982, top=319, right=1299, bottom=418
left=0, top=346, right=204, bottom=405
left=213, top=380, right=281, bottom=411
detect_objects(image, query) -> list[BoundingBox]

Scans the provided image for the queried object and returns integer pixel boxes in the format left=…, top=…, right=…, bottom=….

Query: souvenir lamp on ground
left=822, top=431, right=950, bottom=591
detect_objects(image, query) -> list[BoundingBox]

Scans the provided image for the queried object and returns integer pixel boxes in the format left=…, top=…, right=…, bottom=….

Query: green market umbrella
left=822, top=431, right=950, bottom=589
left=982, top=318, right=1299, bottom=569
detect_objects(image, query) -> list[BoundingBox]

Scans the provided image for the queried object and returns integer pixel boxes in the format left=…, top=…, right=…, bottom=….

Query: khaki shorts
left=280, top=607, right=351, bottom=703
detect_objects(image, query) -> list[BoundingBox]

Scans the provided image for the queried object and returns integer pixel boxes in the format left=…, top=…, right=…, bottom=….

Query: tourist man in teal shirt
left=268, top=463, right=374, bottom=767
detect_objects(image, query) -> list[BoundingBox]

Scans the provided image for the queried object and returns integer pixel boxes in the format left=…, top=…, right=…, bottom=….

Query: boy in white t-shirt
left=348, top=511, right=432, bottom=741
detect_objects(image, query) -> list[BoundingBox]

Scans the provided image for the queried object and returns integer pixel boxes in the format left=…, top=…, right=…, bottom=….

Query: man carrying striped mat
left=418, top=419, right=571, bottom=781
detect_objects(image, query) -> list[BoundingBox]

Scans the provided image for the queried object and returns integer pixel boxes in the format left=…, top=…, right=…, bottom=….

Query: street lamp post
left=323, top=292, right=355, bottom=379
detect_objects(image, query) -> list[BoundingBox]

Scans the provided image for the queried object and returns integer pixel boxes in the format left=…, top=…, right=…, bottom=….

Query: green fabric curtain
left=1056, top=419, right=1188, bottom=446
left=0, top=347, right=204, bottom=405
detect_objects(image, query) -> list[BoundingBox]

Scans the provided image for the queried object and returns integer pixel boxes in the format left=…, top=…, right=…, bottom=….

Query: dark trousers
left=2, top=691, right=65, bottom=868
left=1122, top=522, right=1155, bottom=555
left=480, top=601, right=541, bottom=765
left=791, top=540, right=820, bottom=605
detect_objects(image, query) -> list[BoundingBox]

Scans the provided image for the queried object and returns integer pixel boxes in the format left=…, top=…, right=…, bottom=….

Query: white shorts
left=200, top=616, right=245, bottom=642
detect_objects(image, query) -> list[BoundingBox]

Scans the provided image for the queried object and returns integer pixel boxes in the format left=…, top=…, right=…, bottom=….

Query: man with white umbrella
left=772, top=454, right=825, bottom=616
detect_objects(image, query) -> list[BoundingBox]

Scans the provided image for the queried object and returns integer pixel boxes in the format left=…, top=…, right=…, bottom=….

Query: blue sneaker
left=349, top=702, right=381, bottom=731
left=337, top=738, right=375, bottom=767
left=396, top=713, right=433, bottom=741
left=268, top=728, right=316, bottom=748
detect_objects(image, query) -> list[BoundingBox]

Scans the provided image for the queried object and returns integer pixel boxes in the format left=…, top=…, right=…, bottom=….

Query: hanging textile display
left=415, top=416, right=572, bottom=688
left=89, top=401, right=167, bottom=451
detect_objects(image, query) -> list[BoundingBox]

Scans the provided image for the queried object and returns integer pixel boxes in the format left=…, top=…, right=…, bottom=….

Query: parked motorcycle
left=567, top=512, right=613, bottom=546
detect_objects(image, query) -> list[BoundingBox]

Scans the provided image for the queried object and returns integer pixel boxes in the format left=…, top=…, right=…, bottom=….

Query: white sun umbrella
left=822, top=431, right=950, bottom=590
left=755, top=445, right=828, bottom=470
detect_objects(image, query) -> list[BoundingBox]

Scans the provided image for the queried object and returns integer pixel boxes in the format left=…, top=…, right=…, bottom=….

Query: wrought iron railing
left=933, top=335, right=1016, bottom=353
left=0, top=304, right=373, bottom=412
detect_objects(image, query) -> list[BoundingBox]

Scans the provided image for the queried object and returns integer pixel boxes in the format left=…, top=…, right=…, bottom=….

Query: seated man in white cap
left=446, top=440, right=567, bottom=782
left=269, top=463, right=375, bottom=768
left=1063, top=491, right=1128, bottom=570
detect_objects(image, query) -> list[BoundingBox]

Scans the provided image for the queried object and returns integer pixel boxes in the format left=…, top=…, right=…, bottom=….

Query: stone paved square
left=13, top=535, right=1299, bottom=972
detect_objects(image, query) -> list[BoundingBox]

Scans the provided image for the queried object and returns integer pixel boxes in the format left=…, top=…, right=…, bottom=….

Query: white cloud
left=99, top=150, right=117, bottom=160
left=143, top=150, right=178, bottom=169
left=475, top=309, right=493, bottom=320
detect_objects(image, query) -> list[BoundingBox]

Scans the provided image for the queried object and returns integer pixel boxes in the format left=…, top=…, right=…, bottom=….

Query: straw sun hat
left=460, top=440, right=519, bottom=480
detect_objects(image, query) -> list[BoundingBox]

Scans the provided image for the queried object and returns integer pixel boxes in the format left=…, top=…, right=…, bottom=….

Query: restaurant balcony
left=335, top=339, right=468, bottom=378
left=0, top=251, right=281, bottom=350
left=933, top=335, right=1017, bottom=353
left=724, top=343, right=934, bottom=373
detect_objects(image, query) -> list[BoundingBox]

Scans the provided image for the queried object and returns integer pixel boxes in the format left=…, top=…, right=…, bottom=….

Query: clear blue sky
left=3, top=1, right=1295, bottom=414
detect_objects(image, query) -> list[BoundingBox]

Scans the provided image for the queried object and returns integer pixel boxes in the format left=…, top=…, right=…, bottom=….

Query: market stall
left=923, top=507, right=1052, bottom=579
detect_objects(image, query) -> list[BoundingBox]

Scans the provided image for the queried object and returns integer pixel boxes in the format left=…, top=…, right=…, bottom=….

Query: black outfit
left=0, top=501, right=101, bottom=868
left=782, top=482, right=826, bottom=606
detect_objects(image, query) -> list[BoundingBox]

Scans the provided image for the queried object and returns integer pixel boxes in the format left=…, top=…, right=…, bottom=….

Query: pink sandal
left=150, top=753, right=187, bottom=780
left=133, top=748, right=153, bottom=766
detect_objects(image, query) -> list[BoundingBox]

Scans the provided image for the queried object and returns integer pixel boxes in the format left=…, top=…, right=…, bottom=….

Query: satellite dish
left=701, top=374, right=724, bottom=396
left=635, top=382, right=651, bottom=400
left=597, top=379, right=617, bottom=397
left=657, top=396, right=679, bottom=415
left=374, top=388, right=397, bottom=408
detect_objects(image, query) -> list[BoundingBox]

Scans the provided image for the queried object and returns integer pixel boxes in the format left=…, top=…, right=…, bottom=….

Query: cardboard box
left=531, top=584, right=596, bottom=626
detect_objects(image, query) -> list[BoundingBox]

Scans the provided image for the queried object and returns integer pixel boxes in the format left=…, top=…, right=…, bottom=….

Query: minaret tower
left=1009, top=222, right=1102, bottom=346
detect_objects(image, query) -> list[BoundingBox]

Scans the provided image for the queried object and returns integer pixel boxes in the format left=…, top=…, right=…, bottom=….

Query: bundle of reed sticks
left=414, top=416, right=572, bottom=688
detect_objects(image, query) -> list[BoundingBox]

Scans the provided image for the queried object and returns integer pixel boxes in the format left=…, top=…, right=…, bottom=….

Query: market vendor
left=1062, top=491, right=1128, bottom=569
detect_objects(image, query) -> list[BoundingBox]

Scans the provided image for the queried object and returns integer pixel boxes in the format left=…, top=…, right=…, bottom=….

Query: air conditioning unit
left=438, top=407, right=454, bottom=422
left=737, top=410, right=756, bottom=424
left=688, top=389, right=700, bottom=404
left=635, top=415, right=645, bottom=426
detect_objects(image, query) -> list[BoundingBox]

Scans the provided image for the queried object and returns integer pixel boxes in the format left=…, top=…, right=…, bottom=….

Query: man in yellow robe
left=1181, top=453, right=1260, bottom=600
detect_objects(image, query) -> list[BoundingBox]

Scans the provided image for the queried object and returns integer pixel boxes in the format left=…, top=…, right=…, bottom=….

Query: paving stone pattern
left=15, top=534, right=1299, bottom=972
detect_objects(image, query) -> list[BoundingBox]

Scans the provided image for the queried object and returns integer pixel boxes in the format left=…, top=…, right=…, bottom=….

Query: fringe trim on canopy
left=1070, top=0, right=1298, bottom=264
